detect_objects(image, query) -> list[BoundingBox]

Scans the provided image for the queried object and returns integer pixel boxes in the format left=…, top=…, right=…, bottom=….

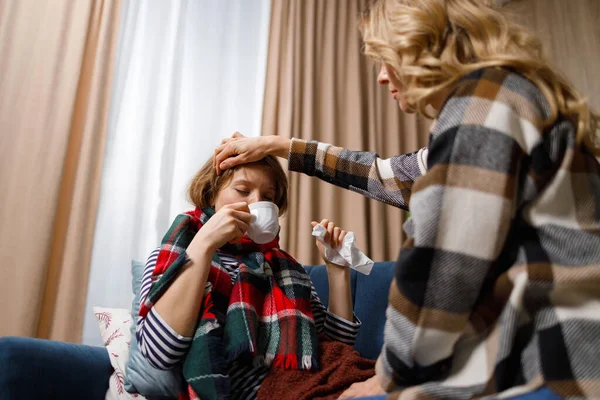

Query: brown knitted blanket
left=257, top=336, right=376, bottom=400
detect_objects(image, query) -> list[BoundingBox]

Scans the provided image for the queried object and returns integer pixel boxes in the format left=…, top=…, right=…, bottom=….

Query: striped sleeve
left=138, top=248, right=159, bottom=306
left=377, top=69, right=528, bottom=389
left=288, top=138, right=427, bottom=210
left=309, top=285, right=361, bottom=345
left=136, top=249, right=192, bottom=370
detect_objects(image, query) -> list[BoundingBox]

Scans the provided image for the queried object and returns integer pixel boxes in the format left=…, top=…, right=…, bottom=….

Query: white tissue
left=311, top=225, right=374, bottom=275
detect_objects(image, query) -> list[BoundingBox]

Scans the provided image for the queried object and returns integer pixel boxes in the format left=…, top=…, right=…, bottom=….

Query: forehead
left=229, top=165, right=276, bottom=189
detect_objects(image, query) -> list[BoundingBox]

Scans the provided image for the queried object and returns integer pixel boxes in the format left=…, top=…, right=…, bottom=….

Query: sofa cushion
left=304, top=262, right=395, bottom=360
left=354, top=262, right=395, bottom=360
left=124, top=260, right=183, bottom=398
left=0, top=336, right=112, bottom=400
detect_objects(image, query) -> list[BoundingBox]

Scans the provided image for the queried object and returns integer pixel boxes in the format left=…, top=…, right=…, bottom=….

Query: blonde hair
left=188, top=156, right=289, bottom=216
left=359, top=0, right=600, bottom=154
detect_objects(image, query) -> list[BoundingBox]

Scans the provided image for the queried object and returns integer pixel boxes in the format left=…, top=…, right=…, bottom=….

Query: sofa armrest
left=0, top=336, right=113, bottom=400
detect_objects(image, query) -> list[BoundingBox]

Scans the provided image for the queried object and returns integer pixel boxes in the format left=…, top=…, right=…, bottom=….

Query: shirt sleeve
left=376, top=79, right=530, bottom=389
left=136, top=248, right=192, bottom=370
left=288, top=138, right=428, bottom=210
left=309, top=285, right=362, bottom=346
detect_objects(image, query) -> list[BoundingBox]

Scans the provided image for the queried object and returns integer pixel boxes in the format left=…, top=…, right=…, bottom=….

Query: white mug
left=246, top=201, right=280, bottom=244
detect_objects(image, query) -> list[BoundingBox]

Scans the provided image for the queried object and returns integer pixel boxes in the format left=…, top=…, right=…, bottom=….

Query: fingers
left=336, top=380, right=370, bottom=399
left=227, top=218, right=249, bottom=244
left=219, top=155, right=244, bottom=173
left=213, top=139, right=243, bottom=175
left=319, top=219, right=330, bottom=242
left=330, top=228, right=347, bottom=249
left=313, top=219, right=348, bottom=248
left=339, top=230, right=347, bottom=244
left=213, top=143, right=237, bottom=175
left=219, top=204, right=251, bottom=243
left=327, top=221, right=335, bottom=241
left=219, top=203, right=252, bottom=225
left=220, top=132, right=245, bottom=145
left=214, top=132, right=248, bottom=174
left=214, top=144, right=246, bottom=175
left=213, top=145, right=224, bottom=173
left=225, top=201, right=251, bottom=214
left=234, top=218, right=249, bottom=236
left=337, top=385, right=356, bottom=399
left=333, top=227, right=341, bottom=248
left=224, top=201, right=249, bottom=210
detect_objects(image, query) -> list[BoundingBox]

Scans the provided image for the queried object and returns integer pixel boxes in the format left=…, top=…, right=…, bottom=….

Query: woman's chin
left=399, top=100, right=415, bottom=114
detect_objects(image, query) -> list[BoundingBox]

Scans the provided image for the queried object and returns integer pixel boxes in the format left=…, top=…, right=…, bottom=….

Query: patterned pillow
left=93, top=306, right=146, bottom=400
left=124, top=260, right=183, bottom=398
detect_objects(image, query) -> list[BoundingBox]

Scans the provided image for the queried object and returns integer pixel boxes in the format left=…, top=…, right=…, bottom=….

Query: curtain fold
left=504, top=0, right=600, bottom=111
left=261, top=0, right=599, bottom=266
left=0, top=0, right=122, bottom=342
left=262, top=0, right=430, bottom=265
left=81, top=0, right=272, bottom=346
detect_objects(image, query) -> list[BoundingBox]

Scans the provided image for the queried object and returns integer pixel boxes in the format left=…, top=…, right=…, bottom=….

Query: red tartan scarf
left=139, top=208, right=319, bottom=400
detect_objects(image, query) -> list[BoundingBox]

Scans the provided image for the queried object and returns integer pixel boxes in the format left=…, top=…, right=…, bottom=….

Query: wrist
left=266, top=136, right=291, bottom=159
left=326, top=263, right=350, bottom=279
left=187, top=233, right=216, bottom=260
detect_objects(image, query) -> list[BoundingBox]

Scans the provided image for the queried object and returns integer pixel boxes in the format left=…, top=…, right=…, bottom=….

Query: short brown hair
left=188, top=155, right=288, bottom=216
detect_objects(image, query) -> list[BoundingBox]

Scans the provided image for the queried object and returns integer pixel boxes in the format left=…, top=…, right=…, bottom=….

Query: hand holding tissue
left=311, top=224, right=374, bottom=275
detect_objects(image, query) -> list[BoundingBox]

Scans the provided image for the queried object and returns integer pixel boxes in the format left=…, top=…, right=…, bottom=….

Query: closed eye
left=235, top=189, right=250, bottom=195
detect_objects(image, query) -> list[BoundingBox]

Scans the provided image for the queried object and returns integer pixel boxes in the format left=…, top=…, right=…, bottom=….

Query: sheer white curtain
left=82, top=0, right=271, bottom=345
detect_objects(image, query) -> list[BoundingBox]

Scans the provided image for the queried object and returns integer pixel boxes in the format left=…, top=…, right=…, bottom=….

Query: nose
left=377, top=64, right=389, bottom=85
left=247, top=190, right=260, bottom=204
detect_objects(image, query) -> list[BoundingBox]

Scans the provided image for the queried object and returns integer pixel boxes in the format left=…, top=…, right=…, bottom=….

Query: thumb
left=311, top=221, right=318, bottom=227
left=232, top=131, right=245, bottom=138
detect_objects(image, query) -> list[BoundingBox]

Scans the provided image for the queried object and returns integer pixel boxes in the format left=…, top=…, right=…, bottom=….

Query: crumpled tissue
left=311, top=224, right=374, bottom=275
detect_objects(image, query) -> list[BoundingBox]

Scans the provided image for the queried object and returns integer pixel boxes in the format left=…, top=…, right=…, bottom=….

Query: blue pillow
left=124, top=260, right=184, bottom=398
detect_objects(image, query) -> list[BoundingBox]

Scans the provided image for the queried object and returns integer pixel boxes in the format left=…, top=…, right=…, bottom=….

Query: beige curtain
left=0, top=0, right=121, bottom=342
left=262, top=0, right=430, bottom=265
left=262, top=0, right=600, bottom=266
left=504, top=0, right=600, bottom=111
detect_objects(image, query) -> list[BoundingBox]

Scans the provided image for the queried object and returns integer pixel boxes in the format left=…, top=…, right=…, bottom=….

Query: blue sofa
left=0, top=263, right=396, bottom=400
left=0, top=261, right=560, bottom=400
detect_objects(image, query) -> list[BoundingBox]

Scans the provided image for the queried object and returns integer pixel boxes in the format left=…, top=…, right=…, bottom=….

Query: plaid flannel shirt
left=289, top=136, right=428, bottom=210
left=290, top=67, right=600, bottom=399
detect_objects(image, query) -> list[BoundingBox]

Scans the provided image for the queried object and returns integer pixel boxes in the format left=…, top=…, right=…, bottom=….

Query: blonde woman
left=216, top=0, right=600, bottom=399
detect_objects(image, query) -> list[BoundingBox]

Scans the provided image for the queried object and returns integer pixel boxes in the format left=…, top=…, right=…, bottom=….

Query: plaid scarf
left=139, top=208, right=319, bottom=400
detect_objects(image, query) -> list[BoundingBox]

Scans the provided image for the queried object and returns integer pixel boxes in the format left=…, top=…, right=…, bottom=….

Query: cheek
left=389, top=74, right=405, bottom=93
left=213, top=191, right=227, bottom=211
left=398, top=95, right=408, bottom=109
left=213, top=189, right=241, bottom=211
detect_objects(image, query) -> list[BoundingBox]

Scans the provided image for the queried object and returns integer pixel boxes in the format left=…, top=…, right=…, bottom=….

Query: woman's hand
left=188, top=202, right=252, bottom=257
left=213, top=132, right=290, bottom=175
left=338, top=375, right=385, bottom=399
left=311, top=219, right=347, bottom=268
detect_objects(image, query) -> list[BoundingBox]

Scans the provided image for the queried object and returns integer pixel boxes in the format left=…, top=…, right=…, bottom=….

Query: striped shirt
left=137, top=248, right=361, bottom=400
